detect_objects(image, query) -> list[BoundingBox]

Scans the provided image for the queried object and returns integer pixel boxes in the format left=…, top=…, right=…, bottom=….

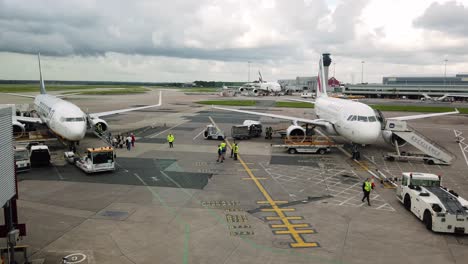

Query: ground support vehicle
left=396, top=172, right=468, bottom=234
left=272, top=136, right=342, bottom=154
left=29, top=145, right=50, bottom=167
left=64, top=146, right=115, bottom=173
left=231, top=120, right=263, bottom=140
left=14, top=147, right=30, bottom=172
left=203, top=125, right=225, bottom=140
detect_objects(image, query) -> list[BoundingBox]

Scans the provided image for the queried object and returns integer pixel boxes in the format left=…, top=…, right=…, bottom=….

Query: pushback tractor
left=396, top=172, right=468, bottom=234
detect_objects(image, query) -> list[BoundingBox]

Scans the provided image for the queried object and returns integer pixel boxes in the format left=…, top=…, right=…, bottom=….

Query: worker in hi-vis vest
left=233, top=143, right=239, bottom=160
left=167, top=133, right=175, bottom=148
left=361, top=178, right=374, bottom=206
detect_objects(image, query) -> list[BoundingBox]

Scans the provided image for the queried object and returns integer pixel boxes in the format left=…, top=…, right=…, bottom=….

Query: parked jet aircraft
left=215, top=53, right=459, bottom=156
left=8, top=54, right=162, bottom=148
left=238, top=71, right=282, bottom=96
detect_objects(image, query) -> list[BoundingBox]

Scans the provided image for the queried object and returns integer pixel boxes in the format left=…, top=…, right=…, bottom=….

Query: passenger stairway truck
left=383, top=119, right=455, bottom=165
left=64, top=146, right=116, bottom=173
left=272, top=135, right=343, bottom=154
left=396, top=172, right=468, bottom=234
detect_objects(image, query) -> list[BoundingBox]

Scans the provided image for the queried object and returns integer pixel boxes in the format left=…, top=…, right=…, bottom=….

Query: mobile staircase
left=383, top=119, right=455, bottom=165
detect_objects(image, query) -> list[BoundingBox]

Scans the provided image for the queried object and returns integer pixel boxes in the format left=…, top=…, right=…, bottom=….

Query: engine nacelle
left=13, top=121, right=25, bottom=138
left=286, top=125, right=306, bottom=142
left=382, top=130, right=407, bottom=147
left=239, top=87, right=245, bottom=92
left=321, top=122, right=338, bottom=136
left=253, top=89, right=258, bottom=94
left=89, top=118, right=109, bottom=134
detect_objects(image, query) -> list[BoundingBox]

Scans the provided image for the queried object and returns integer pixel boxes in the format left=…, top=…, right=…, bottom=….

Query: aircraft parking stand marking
left=209, top=116, right=319, bottom=248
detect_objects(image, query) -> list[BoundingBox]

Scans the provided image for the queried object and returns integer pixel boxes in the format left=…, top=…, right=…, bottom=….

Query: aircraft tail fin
left=316, top=53, right=331, bottom=98
left=38, top=53, right=47, bottom=94
left=258, top=71, right=263, bottom=82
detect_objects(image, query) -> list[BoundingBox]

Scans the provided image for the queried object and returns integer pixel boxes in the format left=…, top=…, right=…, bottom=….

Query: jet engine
left=382, top=130, right=407, bottom=147
left=239, top=87, right=245, bottom=92
left=89, top=118, right=109, bottom=134
left=13, top=121, right=25, bottom=138
left=252, top=89, right=258, bottom=94
left=286, top=125, right=306, bottom=142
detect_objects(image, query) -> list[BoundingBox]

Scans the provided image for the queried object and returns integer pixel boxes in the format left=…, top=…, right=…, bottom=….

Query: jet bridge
left=384, top=119, right=455, bottom=165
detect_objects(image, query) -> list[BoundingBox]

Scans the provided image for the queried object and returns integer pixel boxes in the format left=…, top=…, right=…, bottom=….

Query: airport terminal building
left=343, top=74, right=468, bottom=99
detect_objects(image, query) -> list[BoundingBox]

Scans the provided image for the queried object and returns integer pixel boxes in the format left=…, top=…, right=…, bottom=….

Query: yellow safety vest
left=233, top=145, right=239, bottom=154
left=364, top=181, right=372, bottom=192
left=167, top=135, right=174, bottom=142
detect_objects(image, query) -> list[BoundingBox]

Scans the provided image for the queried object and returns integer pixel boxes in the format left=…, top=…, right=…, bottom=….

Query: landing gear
left=68, top=142, right=77, bottom=153
left=351, top=144, right=361, bottom=160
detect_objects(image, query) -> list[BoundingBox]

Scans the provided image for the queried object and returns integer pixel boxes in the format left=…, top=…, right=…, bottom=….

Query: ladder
left=385, top=119, right=455, bottom=164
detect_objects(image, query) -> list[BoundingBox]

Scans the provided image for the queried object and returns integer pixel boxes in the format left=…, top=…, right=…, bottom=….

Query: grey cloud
left=413, top=1, right=468, bottom=36
left=0, top=0, right=364, bottom=62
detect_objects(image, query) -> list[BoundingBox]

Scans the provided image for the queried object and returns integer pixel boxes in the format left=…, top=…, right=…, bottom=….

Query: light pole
left=333, top=62, right=336, bottom=77
left=444, top=59, right=448, bottom=85
left=361, top=61, right=365, bottom=84
left=248, top=61, right=251, bottom=82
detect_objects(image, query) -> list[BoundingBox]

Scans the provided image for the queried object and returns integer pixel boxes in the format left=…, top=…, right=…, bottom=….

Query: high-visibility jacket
left=167, top=134, right=175, bottom=143
left=364, top=181, right=372, bottom=192
left=233, top=145, right=239, bottom=154
left=218, top=146, right=223, bottom=154
left=220, top=142, right=226, bottom=152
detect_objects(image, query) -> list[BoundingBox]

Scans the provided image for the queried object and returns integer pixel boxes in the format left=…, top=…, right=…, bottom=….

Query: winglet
left=38, top=53, right=47, bottom=94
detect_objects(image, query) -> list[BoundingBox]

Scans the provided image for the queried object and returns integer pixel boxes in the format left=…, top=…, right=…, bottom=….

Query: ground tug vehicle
left=203, top=124, right=225, bottom=140
left=64, top=146, right=115, bottom=173
left=14, top=147, right=30, bottom=172
left=396, top=172, right=468, bottom=234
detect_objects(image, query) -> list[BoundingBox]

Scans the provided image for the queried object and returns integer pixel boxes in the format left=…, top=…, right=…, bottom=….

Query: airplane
left=8, top=54, right=162, bottom=148
left=214, top=53, right=459, bottom=156
left=420, top=93, right=468, bottom=102
left=238, top=71, right=282, bottom=96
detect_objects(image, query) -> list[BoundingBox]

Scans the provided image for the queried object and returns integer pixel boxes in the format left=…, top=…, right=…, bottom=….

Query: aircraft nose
left=357, top=123, right=381, bottom=144
left=67, top=122, right=87, bottom=141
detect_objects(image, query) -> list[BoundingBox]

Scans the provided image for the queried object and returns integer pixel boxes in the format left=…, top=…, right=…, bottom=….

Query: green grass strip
left=274, top=101, right=314, bottom=108
left=74, top=87, right=150, bottom=95
left=196, top=100, right=256, bottom=106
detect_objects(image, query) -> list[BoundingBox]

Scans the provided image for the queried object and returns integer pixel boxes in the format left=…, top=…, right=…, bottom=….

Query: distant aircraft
left=238, top=71, right=282, bottom=96
left=420, top=93, right=468, bottom=102
left=215, top=53, right=459, bottom=156
left=7, top=54, right=162, bottom=149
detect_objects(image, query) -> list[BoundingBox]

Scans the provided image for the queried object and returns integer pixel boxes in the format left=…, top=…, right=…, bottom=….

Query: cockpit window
left=347, top=115, right=354, bottom=121
left=351, top=116, right=357, bottom=121
left=65, top=117, right=85, bottom=122
left=368, top=116, right=377, bottom=122
left=358, top=116, right=368, bottom=122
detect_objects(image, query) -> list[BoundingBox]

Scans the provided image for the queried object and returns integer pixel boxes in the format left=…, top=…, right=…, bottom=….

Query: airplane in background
left=8, top=54, right=162, bottom=148
left=420, top=93, right=468, bottom=102
left=215, top=53, right=459, bottom=156
left=238, top=71, right=282, bottom=96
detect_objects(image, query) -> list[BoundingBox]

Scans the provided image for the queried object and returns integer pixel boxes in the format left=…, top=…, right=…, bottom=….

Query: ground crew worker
left=233, top=143, right=239, bottom=160
left=361, top=178, right=373, bottom=206
left=217, top=144, right=223, bottom=163
left=230, top=141, right=236, bottom=158
left=167, top=133, right=175, bottom=148
left=220, top=142, right=227, bottom=161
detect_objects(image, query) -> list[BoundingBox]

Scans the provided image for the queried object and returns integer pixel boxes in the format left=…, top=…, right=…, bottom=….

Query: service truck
left=396, top=172, right=468, bottom=234
left=64, top=147, right=115, bottom=173
left=231, top=120, right=262, bottom=140
left=14, top=147, right=31, bottom=172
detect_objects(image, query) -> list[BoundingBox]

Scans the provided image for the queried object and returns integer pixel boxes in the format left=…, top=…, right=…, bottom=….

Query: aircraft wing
left=448, top=94, right=468, bottom=98
left=89, top=91, right=162, bottom=118
left=15, top=116, right=43, bottom=124
left=213, top=106, right=331, bottom=127
left=6, top=93, right=36, bottom=98
left=389, top=109, right=459, bottom=121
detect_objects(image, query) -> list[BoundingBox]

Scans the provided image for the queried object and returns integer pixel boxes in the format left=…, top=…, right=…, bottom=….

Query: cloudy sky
left=0, top=0, right=467, bottom=83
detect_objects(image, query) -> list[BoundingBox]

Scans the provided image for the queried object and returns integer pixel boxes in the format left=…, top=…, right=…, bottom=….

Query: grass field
left=181, top=88, right=219, bottom=93
left=275, top=101, right=314, bottom=108
left=0, top=84, right=146, bottom=93
left=196, top=100, right=256, bottom=106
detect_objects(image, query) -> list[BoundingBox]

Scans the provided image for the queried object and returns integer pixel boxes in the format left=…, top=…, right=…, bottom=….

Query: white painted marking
left=148, top=121, right=185, bottom=138
left=151, top=176, right=159, bottom=182
left=53, top=164, right=64, bottom=180
left=63, top=253, right=87, bottom=264
left=192, top=128, right=206, bottom=140
left=454, top=130, right=468, bottom=168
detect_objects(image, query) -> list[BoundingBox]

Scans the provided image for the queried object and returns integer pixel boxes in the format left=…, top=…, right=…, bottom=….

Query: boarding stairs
left=384, top=119, right=455, bottom=165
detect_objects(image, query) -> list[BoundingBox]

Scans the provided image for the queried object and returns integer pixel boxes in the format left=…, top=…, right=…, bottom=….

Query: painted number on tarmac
left=63, top=253, right=87, bottom=264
